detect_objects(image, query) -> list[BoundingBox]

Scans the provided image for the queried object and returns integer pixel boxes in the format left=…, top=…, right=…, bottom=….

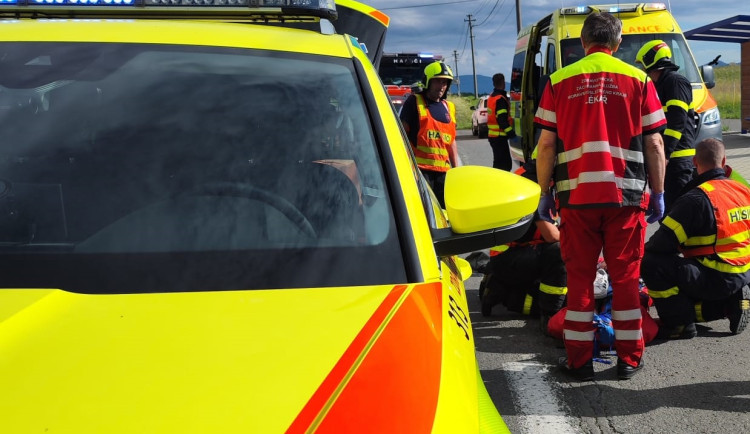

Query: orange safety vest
left=681, top=179, right=750, bottom=271
left=486, top=93, right=512, bottom=138
left=413, top=94, right=456, bottom=173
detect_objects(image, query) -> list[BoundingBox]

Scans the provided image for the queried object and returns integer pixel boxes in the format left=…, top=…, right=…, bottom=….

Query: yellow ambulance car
left=509, top=2, right=721, bottom=163
left=0, top=0, right=541, bottom=432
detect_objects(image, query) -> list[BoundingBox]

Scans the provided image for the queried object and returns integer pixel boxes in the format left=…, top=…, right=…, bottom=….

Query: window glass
left=0, top=42, right=406, bottom=292
left=560, top=34, right=701, bottom=83
left=510, top=51, right=525, bottom=93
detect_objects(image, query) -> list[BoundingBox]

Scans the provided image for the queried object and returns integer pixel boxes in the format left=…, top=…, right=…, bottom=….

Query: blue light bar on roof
left=34, top=0, right=135, bottom=4
left=0, top=0, right=337, bottom=12
left=643, top=3, right=667, bottom=11
left=144, top=0, right=250, bottom=5
left=605, top=5, right=638, bottom=13
left=560, top=6, right=591, bottom=15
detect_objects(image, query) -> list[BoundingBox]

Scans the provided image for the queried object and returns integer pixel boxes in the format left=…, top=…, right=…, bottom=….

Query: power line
left=380, top=0, right=478, bottom=10
left=482, top=2, right=514, bottom=40
left=470, top=0, right=494, bottom=17
left=475, top=0, right=506, bottom=27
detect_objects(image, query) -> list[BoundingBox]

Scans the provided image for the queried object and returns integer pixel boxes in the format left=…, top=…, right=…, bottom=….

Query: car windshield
left=560, top=33, right=702, bottom=83
left=378, top=62, right=425, bottom=87
left=0, top=42, right=406, bottom=293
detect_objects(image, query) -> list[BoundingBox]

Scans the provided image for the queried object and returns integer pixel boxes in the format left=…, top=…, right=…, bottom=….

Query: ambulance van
left=509, top=3, right=721, bottom=163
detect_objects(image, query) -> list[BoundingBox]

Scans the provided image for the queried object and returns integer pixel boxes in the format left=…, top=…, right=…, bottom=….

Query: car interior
left=0, top=42, right=410, bottom=292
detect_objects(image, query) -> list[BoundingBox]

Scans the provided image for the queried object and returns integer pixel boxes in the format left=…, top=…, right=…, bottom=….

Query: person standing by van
left=636, top=40, right=698, bottom=213
left=400, top=61, right=459, bottom=207
left=486, top=73, right=515, bottom=171
left=534, top=12, right=667, bottom=381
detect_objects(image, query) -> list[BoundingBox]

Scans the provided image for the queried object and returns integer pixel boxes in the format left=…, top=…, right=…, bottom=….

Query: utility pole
left=515, top=0, right=522, bottom=33
left=452, top=50, right=461, bottom=95
left=465, top=14, right=477, bottom=99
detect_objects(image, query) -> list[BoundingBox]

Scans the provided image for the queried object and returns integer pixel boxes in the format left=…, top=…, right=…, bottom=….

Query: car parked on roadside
left=0, top=1, right=540, bottom=432
left=471, top=95, right=489, bottom=138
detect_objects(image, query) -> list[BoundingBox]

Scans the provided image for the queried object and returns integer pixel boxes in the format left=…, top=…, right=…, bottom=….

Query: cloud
left=366, top=0, right=741, bottom=77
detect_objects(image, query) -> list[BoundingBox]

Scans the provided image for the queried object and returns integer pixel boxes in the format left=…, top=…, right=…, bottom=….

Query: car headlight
left=702, top=107, right=721, bottom=126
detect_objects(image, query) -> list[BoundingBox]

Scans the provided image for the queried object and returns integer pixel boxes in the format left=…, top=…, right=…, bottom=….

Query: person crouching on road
left=399, top=61, right=459, bottom=208
left=486, top=73, right=516, bottom=171
left=641, top=138, right=750, bottom=339
left=479, top=159, right=567, bottom=333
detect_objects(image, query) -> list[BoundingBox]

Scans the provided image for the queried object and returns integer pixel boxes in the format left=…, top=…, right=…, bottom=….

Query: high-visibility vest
left=487, top=93, right=513, bottom=138
left=412, top=94, right=456, bottom=173
left=680, top=179, right=750, bottom=273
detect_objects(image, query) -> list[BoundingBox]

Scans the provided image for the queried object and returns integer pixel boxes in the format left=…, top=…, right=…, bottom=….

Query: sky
left=365, top=0, right=742, bottom=78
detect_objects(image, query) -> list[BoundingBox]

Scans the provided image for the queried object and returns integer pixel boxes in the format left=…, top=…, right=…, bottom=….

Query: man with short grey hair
left=535, top=12, right=667, bottom=381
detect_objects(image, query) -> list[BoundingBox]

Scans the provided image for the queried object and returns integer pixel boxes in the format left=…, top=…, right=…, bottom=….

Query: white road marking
left=502, top=358, right=581, bottom=434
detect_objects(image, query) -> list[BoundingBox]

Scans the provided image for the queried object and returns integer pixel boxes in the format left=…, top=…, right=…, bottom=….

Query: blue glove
left=537, top=193, right=556, bottom=223
left=646, top=191, right=665, bottom=224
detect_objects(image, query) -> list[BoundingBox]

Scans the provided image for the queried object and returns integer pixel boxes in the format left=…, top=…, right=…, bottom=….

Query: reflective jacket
left=487, top=90, right=513, bottom=138
left=677, top=179, right=750, bottom=272
left=654, top=68, right=697, bottom=159
left=412, top=94, right=456, bottom=173
left=534, top=48, right=666, bottom=208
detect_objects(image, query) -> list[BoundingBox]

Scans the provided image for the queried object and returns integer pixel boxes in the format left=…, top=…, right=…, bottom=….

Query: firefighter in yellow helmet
left=636, top=40, right=698, bottom=214
left=399, top=61, right=459, bottom=208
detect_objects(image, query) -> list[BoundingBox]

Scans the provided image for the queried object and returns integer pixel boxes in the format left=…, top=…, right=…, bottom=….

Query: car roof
left=1, top=18, right=353, bottom=56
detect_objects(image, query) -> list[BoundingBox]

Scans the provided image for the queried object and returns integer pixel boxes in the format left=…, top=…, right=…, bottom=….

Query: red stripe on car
left=287, top=282, right=443, bottom=433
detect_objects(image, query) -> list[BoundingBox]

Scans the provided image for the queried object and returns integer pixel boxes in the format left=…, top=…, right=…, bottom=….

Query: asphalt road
left=456, top=130, right=750, bottom=434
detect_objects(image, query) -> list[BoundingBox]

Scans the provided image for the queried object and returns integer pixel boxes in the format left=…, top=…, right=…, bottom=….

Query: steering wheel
left=187, top=182, right=317, bottom=238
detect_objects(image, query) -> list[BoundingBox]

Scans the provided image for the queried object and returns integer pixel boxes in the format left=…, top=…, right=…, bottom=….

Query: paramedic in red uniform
left=399, top=61, right=459, bottom=208
left=534, top=12, right=667, bottom=381
left=486, top=73, right=515, bottom=171
left=641, top=138, right=750, bottom=339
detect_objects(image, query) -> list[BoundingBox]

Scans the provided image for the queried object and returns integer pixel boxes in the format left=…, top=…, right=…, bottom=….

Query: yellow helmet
left=636, top=40, right=672, bottom=71
left=422, top=61, right=454, bottom=89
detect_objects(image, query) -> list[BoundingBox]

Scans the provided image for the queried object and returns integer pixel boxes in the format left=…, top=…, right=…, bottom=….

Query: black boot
left=657, top=322, right=697, bottom=340
left=728, top=285, right=750, bottom=335
left=557, top=357, right=594, bottom=381
left=617, top=358, right=643, bottom=380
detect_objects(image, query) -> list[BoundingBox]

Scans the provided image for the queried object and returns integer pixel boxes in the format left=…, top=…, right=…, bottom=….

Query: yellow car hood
left=0, top=283, right=444, bottom=433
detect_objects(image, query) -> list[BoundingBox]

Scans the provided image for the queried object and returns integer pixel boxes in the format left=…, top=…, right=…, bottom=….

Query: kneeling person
left=641, top=138, right=750, bottom=339
left=480, top=161, right=567, bottom=332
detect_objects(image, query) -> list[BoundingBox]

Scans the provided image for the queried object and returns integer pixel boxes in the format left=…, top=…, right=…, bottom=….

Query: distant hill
left=451, top=61, right=740, bottom=95
left=452, top=74, right=495, bottom=96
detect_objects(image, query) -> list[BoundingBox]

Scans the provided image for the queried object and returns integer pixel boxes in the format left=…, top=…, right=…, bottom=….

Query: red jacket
left=534, top=47, right=666, bottom=208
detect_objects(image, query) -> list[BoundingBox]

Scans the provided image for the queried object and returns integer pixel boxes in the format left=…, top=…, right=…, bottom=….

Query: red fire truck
left=378, top=52, right=444, bottom=110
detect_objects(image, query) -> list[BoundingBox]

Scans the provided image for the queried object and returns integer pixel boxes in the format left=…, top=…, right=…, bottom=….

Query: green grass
left=450, top=64, right=740, bottom=130
left=449, top=94, right=478, bottom=130
left=712, top=63, right=741, bottom=119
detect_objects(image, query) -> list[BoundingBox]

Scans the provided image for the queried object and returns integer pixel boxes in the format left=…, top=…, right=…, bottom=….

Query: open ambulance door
left=332, top=0, right=390, bottom=69
left=519, top=22, right=544, bottom=163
